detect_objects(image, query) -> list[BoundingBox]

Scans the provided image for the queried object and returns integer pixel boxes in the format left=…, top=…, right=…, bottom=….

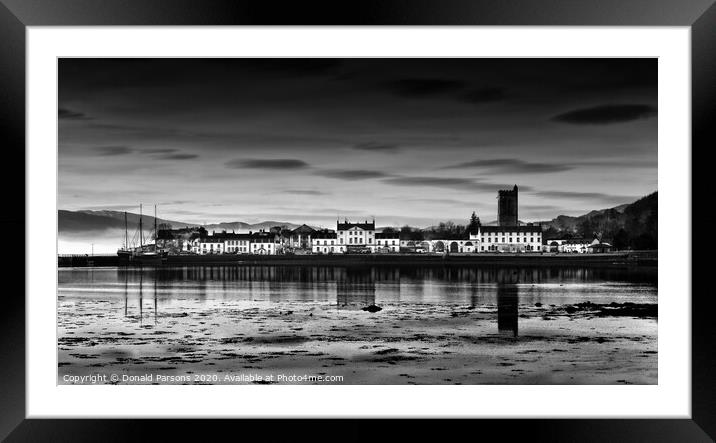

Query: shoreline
left=58, top=251, right=657, bottom=268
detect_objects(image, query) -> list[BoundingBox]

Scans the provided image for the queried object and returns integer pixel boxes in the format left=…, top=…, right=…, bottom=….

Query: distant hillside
left=536, top=203, right=630, bottom=233
left=72, top=210, right=196, bottom=232
left=59, top=210, right=301, bottom=234
left=539, top=192, right=657, bottom=249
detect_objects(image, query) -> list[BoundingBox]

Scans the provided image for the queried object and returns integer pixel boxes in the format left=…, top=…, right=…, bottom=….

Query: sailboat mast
left=154, top=205, right=157, bottom=246
left=139, top=203, right=143, bottom=248
left=124, top=211, right=128, bottom=249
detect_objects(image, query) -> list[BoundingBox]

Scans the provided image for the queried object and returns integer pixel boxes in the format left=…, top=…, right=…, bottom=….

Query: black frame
left=2, top=0, right=712, bottom=440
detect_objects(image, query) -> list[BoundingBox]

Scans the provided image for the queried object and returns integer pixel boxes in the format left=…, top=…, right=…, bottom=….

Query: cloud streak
left=441, top=158, right=573, bottom=173
left=59, top=108, right=91, bottom=120
left=315, top=169, right=391, bottom=180
left=159, top=153, right=198, bottom=160
left=93, top=146, right=133, bottom=156
left=226, top=159, right=310, bottom=170
left=551, top=104, right=657, bottom=125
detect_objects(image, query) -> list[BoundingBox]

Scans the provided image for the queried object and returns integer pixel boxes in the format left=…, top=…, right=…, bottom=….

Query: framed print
left=3, top=0, right=713, bottom=440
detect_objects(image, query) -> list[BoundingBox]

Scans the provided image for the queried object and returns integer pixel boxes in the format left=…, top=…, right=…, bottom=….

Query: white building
left=189, top=230, right=278, bottom=255
left=336, top=220, right=376, bottom=252
left=471, top=225, right=542, bottom=253
left=559, top=238, right=593, bottom=253
left=311, top=230, right=345, bottom=254
left=250, top=231, right=280, bottom=255
left=223, top=233, right=251, bottom=254
left=375, top=232, right=400, bottom=253
left=190, top=235, right=225, bottom=255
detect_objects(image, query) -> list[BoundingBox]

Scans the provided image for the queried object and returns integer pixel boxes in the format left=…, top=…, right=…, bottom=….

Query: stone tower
left=498, top=185, right=518, bottom=226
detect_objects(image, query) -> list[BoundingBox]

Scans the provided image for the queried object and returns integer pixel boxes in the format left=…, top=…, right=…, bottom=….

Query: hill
left=59, top=210, right=301, bottom=234
left=539, top=192, right=657, bottom=249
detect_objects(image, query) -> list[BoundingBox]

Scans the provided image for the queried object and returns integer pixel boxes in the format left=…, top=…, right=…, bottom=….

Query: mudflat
left=58, top=298, right=657, bottom=385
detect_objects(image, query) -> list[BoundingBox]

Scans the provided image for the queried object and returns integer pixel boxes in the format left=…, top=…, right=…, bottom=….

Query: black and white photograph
left=57, top=58, right=657, bottom=386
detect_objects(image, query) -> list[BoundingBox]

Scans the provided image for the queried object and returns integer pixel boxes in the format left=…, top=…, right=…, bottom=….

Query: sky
left=59, top=58, right=657, bottom=229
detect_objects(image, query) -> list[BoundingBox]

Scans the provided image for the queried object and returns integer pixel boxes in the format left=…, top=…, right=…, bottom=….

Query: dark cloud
left=460, top=87, right=506, bottom=104
left=93, top=146, right=133, bottom=156
left=352, top=142, right=400, bottom=153
left=143, top=148, right=178, bottom=154
left=226, top=159, right=310, bottom=169
left=442, top=158, right=573, bottom=173
left=315, top=169, right=391, bottom=180
left=386, top=78, right=466, bottom=97
left=551, top=104, right=657, bottom=125
left=58, top=108, right=91, bottom=120
left=159, top=153, right=198, bottom=160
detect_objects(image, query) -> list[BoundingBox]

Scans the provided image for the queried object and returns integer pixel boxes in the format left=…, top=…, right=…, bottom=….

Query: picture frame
left=3, top=0, right=712, bottom=440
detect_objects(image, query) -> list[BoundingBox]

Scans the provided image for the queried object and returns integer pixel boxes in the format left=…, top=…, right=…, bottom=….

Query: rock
left=362, top=305, right=382, bottom=313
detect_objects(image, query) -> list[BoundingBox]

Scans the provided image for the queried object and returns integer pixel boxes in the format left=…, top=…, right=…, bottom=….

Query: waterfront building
left=249, top=230, right=280, bottom=255
left=189, top=230, right=272, bottom=255
left=587, top=240, right=614, bottom=253
left=191, top=234, right=226, bottom=255
left=375, top=231, right=400, bottom=253
left=472, top=225, right=542, bottom=253
left=336, top=220, right=376, bottom=252
left=559, top=238, right=593, bottom=253
left=289, top=224, right=316, bottom=250
left=311, top=230, right=344, bottom=254
left=222, top=232, right=252, bottom=254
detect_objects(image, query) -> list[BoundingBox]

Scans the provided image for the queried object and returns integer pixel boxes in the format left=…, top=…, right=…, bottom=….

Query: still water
left=58, top=265, right=657, bottom=384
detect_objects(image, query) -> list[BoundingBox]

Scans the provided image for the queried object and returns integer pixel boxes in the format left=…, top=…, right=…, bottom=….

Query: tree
left=613, top=228, right=630, bottom=250
left=467, top=211, right=480, bottom=231
left=157, top=222, right=173, bottom=231
left=578, top=218, right=595, bottom=239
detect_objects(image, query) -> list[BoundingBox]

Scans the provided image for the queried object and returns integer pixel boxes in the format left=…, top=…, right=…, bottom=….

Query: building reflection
left=336, top=266, right=376, bottom=310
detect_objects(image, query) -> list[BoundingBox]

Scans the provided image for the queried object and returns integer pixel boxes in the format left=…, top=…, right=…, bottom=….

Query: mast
left=124, top=211, right=128, bottom=250
left=139, top=203, right=143, bottom=248
left=154, top=204, right=157, bottom=249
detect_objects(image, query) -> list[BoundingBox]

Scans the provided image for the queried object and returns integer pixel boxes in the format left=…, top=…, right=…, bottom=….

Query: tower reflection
left=496, top=268, right=519, bottom=337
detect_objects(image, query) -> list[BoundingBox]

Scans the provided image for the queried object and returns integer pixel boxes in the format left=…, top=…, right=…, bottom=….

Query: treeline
left=383, top=212, right=482, bottom=241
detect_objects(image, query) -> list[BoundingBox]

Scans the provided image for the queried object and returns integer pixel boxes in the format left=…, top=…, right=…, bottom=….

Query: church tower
left=498, top=185, right=518, bottom=226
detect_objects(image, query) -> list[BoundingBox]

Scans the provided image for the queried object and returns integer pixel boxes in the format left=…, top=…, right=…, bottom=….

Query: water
left=58, top=265, right=657, bottom=385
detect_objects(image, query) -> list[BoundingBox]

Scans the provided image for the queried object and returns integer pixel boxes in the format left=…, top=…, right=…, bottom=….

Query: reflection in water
left=496, top=268, right=520, bottom=337
left=497, top=284, right=519, bottom=337
left=63, top=265, right=656, bottom=335
left=337, top=267, right=376, bottom=310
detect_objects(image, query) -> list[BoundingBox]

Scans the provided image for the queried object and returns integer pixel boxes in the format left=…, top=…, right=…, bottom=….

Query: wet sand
left=58, top=299, right=657, bottom=385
